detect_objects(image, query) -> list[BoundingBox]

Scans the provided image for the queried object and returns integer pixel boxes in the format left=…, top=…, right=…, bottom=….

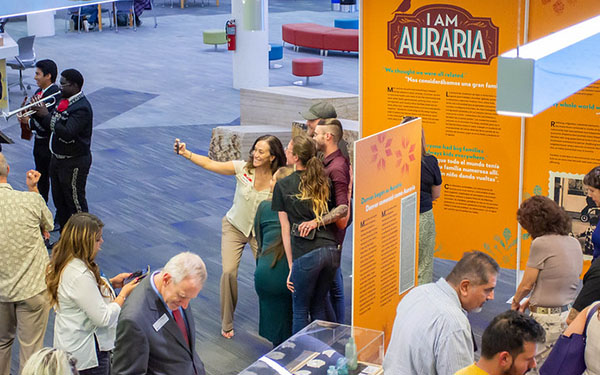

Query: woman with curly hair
left=510, top=195, right=583, bottom=369
left=583, top=165, right=600, bottom=262
left=46, top=213, right=139, bottom=375
left=271, top=135, right=348, bottom=333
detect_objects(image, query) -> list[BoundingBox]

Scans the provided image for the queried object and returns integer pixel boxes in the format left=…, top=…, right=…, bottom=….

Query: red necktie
left=172, top=309, right=190, bottom=347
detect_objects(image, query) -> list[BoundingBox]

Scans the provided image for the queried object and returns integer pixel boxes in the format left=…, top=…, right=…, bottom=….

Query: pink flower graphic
left=370, top=134, right=393, bottom=170
left=395, top=136, right=416, bottom=174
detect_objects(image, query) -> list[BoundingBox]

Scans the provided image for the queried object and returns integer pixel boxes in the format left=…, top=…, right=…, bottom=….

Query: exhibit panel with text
left=352, top=118, right=422, bottom=346
left=361, top=0, right=522, bottom=269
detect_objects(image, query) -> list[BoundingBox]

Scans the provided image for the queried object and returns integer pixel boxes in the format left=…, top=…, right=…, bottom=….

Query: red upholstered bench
left=282, top=23, right=321, bottom=48
left=282, top=23, right=359, bottom=55
left=294, top=25, right=334, bottom=53
left=323, top=29, right=359, bottom=55
left=292, top=58, right=323, bottom=85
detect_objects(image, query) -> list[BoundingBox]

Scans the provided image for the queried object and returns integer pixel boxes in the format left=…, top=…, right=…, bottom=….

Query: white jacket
left=53, top=258, right=121, bottom=371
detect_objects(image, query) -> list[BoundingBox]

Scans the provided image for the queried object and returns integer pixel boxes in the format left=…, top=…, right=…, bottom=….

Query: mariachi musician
left=18, top=59, right=60, bottom=203
left=32, top=68, right=93, bottom=232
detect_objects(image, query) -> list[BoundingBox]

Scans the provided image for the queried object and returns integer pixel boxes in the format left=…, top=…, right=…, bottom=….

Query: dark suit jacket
left=112, top=276, right=205, bottom=375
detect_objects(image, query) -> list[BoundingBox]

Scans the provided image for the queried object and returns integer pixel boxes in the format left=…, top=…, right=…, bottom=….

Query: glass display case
left=240, top=320, right=384, bottom=375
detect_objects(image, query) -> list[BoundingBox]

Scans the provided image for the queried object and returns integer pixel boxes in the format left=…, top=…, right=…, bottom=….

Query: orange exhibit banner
left=352, top=118, right=422, bottom=345
left=361, top=0, right=523, bottom=270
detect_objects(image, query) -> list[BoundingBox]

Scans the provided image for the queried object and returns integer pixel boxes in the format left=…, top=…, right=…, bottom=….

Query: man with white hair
left=112, top=252, right=207, bottom=375
left=0, top=153, right=53, bottom=375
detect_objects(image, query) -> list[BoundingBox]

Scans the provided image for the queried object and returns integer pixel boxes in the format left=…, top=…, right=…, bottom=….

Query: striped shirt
left=383, top=278, right=474, bottom=375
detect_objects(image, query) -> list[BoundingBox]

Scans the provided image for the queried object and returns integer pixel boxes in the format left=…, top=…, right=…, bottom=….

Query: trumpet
left=1, top=91, right=62, bottom=121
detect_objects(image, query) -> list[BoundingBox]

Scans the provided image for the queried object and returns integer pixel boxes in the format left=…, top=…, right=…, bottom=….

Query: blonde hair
left=292, top=135, right=330, bottom=222
left=0, top=153, right=7, bottom=177
left=46, top=213, right=106, bottom=307
left=22, top=348, right=78, bottom=375
left=275, top=166, right=294, bottom=181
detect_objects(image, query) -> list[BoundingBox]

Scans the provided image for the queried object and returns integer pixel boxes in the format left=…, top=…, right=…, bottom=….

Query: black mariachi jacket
left=36, top=92, right=93, bottom=158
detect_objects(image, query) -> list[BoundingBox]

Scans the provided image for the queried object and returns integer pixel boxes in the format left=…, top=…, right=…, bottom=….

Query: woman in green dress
left=254, top=166, right=294, bottom=347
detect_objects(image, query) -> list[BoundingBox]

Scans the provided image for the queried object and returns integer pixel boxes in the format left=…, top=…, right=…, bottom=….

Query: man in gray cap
left=300, top=101, right=349, bottom=159
left=301, top=101, right=337, bottom=137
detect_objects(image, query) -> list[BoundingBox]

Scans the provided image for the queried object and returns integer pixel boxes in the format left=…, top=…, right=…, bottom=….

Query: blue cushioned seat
left=334, top=19, right=358, bottom=29
left=269, top=43, right=283, bottom=61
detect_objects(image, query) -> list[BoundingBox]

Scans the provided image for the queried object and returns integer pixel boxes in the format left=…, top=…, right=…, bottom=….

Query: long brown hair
left=46, top=213, right=106, bottom=307
left=263, top=166, right=295, bottom=267
left=244, top=135, right=287, bottom=174
left=292, top=135, right=330, bottom=223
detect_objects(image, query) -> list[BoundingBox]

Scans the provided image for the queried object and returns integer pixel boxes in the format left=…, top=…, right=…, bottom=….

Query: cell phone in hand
left=291, top=223, right=316, bottom=240
left=124, top=265, right=151, bottom=284
left=175, top=140, right=180, bottom=155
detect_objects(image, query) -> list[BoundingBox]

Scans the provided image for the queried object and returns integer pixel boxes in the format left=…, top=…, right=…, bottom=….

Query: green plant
left=481, top=227, right=518, bottom=265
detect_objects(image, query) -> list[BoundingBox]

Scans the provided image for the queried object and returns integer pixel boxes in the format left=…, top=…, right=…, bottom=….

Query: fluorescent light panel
left=0, top=0, right=116, bottom=19
left=497, top=14, right=600, bottom=117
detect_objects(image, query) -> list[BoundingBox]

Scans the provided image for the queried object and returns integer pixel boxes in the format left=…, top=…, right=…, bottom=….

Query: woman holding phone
left=174, top=135, right=286, bottom=339
left=46, top=213, right=139, bottom=375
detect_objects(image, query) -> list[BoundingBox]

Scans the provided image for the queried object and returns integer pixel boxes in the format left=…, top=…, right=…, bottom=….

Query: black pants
left=50, top=154, right=91, bottom=230
left=33, top=138, right=51, bottom=203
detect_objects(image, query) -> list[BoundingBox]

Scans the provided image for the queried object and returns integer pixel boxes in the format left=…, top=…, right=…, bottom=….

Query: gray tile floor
left=1, top=2, right=517, bottom=374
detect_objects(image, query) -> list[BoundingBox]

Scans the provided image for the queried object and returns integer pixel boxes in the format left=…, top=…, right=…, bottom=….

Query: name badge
left=153, top=313, right=169, bottom=332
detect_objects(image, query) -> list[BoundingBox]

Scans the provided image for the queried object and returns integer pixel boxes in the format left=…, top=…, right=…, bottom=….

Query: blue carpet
left=87, top=87, right=158, bottom=126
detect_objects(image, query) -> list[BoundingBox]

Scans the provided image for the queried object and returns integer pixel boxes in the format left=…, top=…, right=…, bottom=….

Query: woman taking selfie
left=272, top=135, right=348, bottom=333
left=46, top=213, right=139, bottom=375
left=174, top=135, right=286, bottom=338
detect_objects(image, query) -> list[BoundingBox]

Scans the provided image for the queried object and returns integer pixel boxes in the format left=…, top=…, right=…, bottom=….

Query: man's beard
left=503, top=360, right=532, bottom=375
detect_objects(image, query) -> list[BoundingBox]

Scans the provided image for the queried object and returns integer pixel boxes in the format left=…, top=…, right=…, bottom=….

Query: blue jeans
left=78, top=336, right=110, bottom=375
left=329, top=268, right=345, bottom=323
left=291, top=246, right=341, bottom=333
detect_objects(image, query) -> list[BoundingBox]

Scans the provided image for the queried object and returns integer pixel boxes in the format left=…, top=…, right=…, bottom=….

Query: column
left=231, top=0, right=269, bottom=90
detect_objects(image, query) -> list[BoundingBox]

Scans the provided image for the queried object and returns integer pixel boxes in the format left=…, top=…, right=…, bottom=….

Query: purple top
left=323, top=149, right=350, bottom=246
